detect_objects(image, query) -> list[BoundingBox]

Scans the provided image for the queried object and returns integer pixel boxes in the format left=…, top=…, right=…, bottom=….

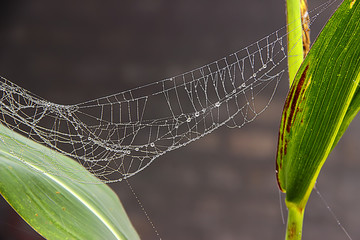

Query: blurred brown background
left=1, top=0, right=359, bottom=239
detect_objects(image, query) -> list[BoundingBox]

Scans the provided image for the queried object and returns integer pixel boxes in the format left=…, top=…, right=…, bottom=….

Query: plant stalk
left=286, top=0, right=305, bottom=86
left=285, top=203, right=304, bottom=240
left=284, top=1, right=308, bottom=239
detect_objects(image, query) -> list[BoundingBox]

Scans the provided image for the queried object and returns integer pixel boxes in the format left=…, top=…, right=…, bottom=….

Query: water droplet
left=253, top=73, right=256, bottom=78
left=135, top=147, right=139, bottom=151
left=186, top=117, right=191, bottom=122
left=232, top=89, right=236, bottom=93
left=263, top=64, right=267, bottom=69
left=215, top=102, right=221, bottom=107
left=150, top=143, right=155, bottom=147
left=195, top=112, right=200, bottom=117
left=281, top=47, right=284, bottom=51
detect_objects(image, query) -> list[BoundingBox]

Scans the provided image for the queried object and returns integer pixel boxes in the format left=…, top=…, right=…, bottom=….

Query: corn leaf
left=332, top=85, right=360, bottom=149
left=0, top=123, right=140, bottom=240
left=277, top=0, right=360, bottom=239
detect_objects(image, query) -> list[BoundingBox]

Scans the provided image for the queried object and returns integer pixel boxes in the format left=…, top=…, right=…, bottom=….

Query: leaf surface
left=0, top=124, right=140, bottom=240
left=277, top=0, right=360, bottom=207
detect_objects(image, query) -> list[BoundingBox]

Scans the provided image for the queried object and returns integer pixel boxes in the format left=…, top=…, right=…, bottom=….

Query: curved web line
left=0, top=0, right=339, bottom=183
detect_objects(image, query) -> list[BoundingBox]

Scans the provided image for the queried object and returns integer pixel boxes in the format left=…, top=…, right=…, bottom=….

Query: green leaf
left=277, top=0, right=360, bottom=239
left=0, top=123, right=140, bottom=240
left=332, top=85, right=360, bottom=150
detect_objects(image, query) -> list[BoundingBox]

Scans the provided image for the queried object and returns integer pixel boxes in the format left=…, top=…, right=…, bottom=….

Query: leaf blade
left=277, top=0, right=360, bottom=206
left=0, top=123, right=140, bottom=240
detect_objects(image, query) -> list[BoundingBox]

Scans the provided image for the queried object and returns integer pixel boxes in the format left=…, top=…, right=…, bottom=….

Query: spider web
left=0, top=0, right=339, bottom=183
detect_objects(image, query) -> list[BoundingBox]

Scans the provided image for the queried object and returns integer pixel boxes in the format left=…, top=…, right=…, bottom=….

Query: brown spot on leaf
left=275, top=158, right=284, bottom=192
left=286, top=65, right=309, bottom=132
left=276, top=174, right=285, bottom=192
left=301, top=0, right=310, bottom=57
left=276, top=118, right=287, bottom=191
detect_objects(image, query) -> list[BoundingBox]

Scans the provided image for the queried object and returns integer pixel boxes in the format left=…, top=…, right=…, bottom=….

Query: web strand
left=314, top=185, right=353, bottom=240
left=0, top=0, right=341, bottom=183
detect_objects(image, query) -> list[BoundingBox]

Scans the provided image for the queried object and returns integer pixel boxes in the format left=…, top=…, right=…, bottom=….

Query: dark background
left=1, top=0, right=359, bottom=239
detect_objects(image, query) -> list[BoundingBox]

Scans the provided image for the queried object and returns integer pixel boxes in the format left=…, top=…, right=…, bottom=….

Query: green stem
left=284, top=1, right=307, bottom=239
left=286, top=0, right=304, bottom=86
left=285, top=203, right=304, bottom=240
